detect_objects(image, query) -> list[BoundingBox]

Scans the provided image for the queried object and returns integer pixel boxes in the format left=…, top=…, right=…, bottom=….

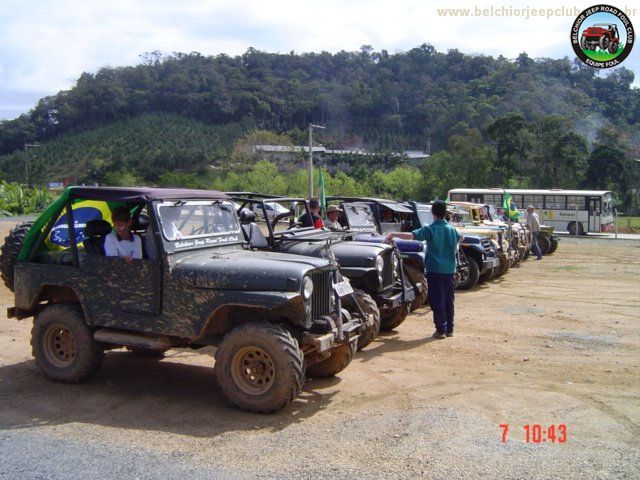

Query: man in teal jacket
left=386, top=200, right=462, bottom=339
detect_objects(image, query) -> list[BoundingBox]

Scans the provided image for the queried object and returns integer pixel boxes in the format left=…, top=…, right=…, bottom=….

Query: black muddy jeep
left=1, top=187, right=363, bottom=413
left=229, top=193, right=415, bottom=336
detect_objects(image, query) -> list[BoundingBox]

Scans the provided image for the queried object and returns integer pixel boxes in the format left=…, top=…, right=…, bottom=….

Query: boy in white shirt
left=104, top=207, right=142, bottom=264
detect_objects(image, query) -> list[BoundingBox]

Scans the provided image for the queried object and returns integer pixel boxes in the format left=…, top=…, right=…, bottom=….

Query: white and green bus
left=447, top=188, right=614, bottom=235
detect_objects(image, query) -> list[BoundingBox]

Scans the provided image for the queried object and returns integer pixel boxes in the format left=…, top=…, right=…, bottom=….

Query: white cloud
left=0, top=0, right=638, bottom=119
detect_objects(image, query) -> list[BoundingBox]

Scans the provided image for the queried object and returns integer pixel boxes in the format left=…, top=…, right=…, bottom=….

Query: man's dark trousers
left=532, top=231, right=543, bottom=259
left=426, top=272, right=456, bottom=334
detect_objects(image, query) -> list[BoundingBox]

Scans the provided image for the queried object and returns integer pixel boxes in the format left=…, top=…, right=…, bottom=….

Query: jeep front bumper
left=482, top=257, right=500, bottom=273
left=376, top=283, right=416, bottom=310
left=303, top=317, right=361, bottom=353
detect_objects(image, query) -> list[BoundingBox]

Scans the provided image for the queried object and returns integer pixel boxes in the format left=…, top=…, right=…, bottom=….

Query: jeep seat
left=132, top=213, right=150, bottom=233
left=84, top=219, right=112, bottom=255
left=132, top=213, right=158, bottom=260
left=239, top=208, right=269, bottom=249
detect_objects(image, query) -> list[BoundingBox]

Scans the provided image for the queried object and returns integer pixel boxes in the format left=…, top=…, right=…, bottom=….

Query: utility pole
left=24, top=143, right=40, bottom=188
left=308, top=123, right=325, bottom=198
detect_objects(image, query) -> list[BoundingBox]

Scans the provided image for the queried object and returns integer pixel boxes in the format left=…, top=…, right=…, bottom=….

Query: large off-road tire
left=0, top=222, right=33, bottom=292
left=496, top=257, right=510, bottom=277
left=31, top=303, right=104, bottom=383
left=580, top=36, right=588, bottom=50
left=608, top=42, right=618, bottom=54
left=342, top=290, right=381, bottom=351
left=404, top=264, right=428, bottom=311
left=538, top=235, right=551, bottom=255
left=380, top=304, right=409, bottom=331
left=306, top=341, right=356, bottom=378
left=456, top=256, right=480, bottom=290
left=214, top=322, right=304, bottom=413
left=478, top=265, right=495, bottom=284
left=547, top=238, right=559, bottom=255
left=599, top=36, right=609, bottom=50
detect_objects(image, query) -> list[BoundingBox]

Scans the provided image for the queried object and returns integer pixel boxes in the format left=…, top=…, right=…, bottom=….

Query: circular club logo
left=571, top=5, right=634, bottom=68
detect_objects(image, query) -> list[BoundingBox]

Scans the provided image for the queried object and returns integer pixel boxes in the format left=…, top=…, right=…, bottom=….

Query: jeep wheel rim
left=43, top=325, right=76, bottom=368
left=459, top=268, right=469, bottom=284
left=231, top=346, right=275, bottom=396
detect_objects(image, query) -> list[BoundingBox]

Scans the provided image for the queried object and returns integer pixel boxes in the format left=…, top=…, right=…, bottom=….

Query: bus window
left=484, top=194, right=501, bottom=206
left=566, top=196, right=585, bottom=210
left=544, top=195, right=566, bottom=209
left=523, top=195, right=543, bottom=208
left=450, top=193, right=466, bottom=201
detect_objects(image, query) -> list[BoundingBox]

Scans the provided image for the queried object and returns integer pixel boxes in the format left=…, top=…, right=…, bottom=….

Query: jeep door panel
left=80, top=255, right=161, bottom=322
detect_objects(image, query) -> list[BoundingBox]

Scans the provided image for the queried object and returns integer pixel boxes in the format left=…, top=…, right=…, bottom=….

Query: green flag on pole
left=318, top=169, right=326, bottom=218
left=503, top=192, right=521, bottom=221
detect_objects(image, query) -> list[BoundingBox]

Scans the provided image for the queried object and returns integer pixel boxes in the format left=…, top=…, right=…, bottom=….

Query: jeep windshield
left=415, top=206, right=434, bottom=226
left=343, top=203, right=378, bottom=232
left=157, top=200, right=241, bottom=244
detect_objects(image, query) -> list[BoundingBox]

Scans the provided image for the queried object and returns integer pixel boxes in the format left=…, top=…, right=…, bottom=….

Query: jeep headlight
left=376, top=255, right=385, bottom=284
left=302, top=276, right=314, bottom=300
left=392, top=255, right=399, bottom=279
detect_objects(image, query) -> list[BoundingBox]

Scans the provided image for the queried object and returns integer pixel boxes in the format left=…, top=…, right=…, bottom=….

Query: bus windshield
left=602, top=194, right=613, bottom=216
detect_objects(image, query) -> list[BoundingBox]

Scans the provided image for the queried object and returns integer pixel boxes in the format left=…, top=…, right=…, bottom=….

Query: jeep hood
left=170, top=248, right=330, bottom=290
left=353, top=232, right=424, bottom=253
left=456, top=226, right=499, bottom=240
left=280, top=239, right=389, bottom=268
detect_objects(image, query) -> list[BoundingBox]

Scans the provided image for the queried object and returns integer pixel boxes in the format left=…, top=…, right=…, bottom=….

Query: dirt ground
left=0, top=219, right=638, bottom=479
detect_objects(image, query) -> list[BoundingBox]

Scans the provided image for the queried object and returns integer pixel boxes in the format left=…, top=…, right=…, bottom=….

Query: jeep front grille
left=382, top=251, right=395, bottom=289
left=310, top=270, right=332, bottom=318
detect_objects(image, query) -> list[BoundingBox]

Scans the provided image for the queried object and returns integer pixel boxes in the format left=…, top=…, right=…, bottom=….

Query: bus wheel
left=568, top=222, right=584, bottom=235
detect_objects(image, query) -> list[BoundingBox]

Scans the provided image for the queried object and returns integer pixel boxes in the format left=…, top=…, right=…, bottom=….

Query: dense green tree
left=0, top=45, right=637, bottom=209
left=485, top=113, right=531, bottom=183
left=103, top=169, right=144, bottom=187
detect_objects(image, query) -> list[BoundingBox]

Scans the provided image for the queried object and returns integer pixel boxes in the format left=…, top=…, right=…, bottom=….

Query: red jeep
left=581, top=23, right=620, bottom=54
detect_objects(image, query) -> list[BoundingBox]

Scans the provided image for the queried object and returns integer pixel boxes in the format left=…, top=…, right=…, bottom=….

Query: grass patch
left=615, top=215, right=640, bottom=233
left=583, top=45, right=624, bottom=62
left=552, top=265, right=584, bottom=271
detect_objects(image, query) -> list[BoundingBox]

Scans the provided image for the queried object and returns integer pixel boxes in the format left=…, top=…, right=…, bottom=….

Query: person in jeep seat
left=324, top=204, right=343, bottom=230
left=299, top=197, right=325, bottom=229
left=104, top=207, right=142, bottom=264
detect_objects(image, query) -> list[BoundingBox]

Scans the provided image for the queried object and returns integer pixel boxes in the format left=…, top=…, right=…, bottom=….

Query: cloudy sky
left=1, top=0, right=638, bottom=120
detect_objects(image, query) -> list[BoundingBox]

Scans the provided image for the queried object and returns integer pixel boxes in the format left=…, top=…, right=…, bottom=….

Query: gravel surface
left=0, top=221, right=638, bottom=479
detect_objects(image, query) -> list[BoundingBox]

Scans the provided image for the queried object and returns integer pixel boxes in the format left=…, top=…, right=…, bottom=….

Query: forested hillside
left=0, top=45, right=638, bottom=208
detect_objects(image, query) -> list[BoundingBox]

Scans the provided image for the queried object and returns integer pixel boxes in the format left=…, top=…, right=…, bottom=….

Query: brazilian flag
left=503, top=192, right=520, bottom=221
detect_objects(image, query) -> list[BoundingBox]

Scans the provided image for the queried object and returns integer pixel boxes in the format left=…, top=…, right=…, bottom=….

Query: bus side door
left=588, top=197, right=601, bottom=232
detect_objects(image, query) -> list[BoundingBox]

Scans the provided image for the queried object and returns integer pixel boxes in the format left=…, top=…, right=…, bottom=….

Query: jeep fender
left=196, top=291, right=307, bottom=338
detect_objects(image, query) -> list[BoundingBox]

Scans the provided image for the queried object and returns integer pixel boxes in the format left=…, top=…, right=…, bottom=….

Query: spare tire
left=1, top=222, right=34, bottom=292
